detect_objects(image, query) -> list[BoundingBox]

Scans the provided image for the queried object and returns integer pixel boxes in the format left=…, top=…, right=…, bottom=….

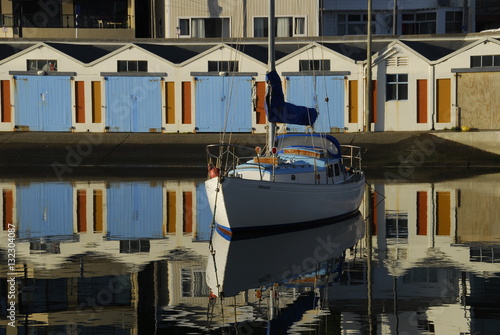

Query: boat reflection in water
left=206, top=212, right=365, bottom=298
left=0, top=174, right=500, bottom=334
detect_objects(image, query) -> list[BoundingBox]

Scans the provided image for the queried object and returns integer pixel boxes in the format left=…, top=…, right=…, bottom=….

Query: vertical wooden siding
left=417, top=79, right=428, bottom=123
left=348, top=80, right=358, bottom=123
left=255, top=81, right=267, bottom=124
left=2, top=189, right=13, bottom=231
left=75, top=81, right=85, bottom=123
left=436, top=79, right=451, bottom=123
left=77, top=190, right=87, bottom=232
left=416, top=191, right=428, bottom=235
left=93, top=190, right=103, bottom=233
left=183, top=192, right=193, bottom=234
left=165, top=81, right=175, bottom=124
left=1, top=80, right=11, bottom=122
left=371, top=80, right=377, bottom=123
left=91, top=81, right=102, bottom=123
left=436, top=191, right=451, bottom=236
left=166, top=191, right=176, bottom=233
left=182, top=82, right=192, bottom=124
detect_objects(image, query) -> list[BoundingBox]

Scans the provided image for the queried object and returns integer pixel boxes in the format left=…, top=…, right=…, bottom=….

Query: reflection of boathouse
left=1, top=175, right=500, bottom=333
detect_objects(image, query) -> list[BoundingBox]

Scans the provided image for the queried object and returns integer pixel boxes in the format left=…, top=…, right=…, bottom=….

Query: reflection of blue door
left=195, top=182, right=213, bottom=241
left=107, top=182, right=163, bottom=239
left=17, top=183, right=73, bottom=239
left=195, top=76, right=252, bottom=132
left=105, top=76, right=162, bottom=132
left=286, top=76, right=345, bottom=133
left=14, top=76, right=72, bottom=131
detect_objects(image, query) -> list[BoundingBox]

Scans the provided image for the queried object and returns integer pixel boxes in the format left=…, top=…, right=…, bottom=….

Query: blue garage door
left=17, top=182, right=73, bottom=239
left=195, top=76, right=252, bottom=132
left=107, top=182, right=163, bottom=239
left=105, top=76, right=162, bottom=132
left=286, top=76, right=345, bottom=133
left=14, top=76, right=72, bottom=131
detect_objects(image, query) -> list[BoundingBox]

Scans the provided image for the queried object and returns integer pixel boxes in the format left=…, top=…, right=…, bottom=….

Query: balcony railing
left=0, top=14, right=131, bottom=29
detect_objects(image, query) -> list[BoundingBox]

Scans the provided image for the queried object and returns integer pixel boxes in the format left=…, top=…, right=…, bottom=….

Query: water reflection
left=0, top=173, right=499, bottom=334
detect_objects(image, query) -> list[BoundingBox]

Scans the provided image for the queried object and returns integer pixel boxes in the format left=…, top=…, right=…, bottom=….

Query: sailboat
left=205, top=0, right=365, bottom=239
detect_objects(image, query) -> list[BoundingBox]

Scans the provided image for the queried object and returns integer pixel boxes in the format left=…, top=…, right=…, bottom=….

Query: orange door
left=417, top=79, right=428, bottom=123
left=1, top=80, right=11, bottom=122
left=165, top=81, right=175, bottom=124
left=182, top=82, right=191, bottom=124
left=91, top=81, right=102, bottom=123
left=348, top=80, right=358, bottom=123
left=255, top=81, right=267, bottom=124
left=417, top=191, right=428, bottom=235
left=436, top=79, right=451, bottom=123
left=75, top=81, right=85, bottom=123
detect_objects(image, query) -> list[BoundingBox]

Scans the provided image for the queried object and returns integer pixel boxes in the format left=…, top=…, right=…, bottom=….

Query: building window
left=27, top=60, right=57, bottom=72
left=402, top=12, right=436, bottom=34
left=117, top=60, right=148, bottom=72
left=471, top=55, right=500, bottom=67
left=386, top=74, right=408, bottom=101
left=179, top=18, right=229, bottom=38
left=445, top=11, right=463, bottom=33
left=208, top=61, right=239, bottom=72
left=253, top=16, right=305, bottom=37
left=337, top=14, right=374, bottom=35
left=299, top=60, right=330, bottom=71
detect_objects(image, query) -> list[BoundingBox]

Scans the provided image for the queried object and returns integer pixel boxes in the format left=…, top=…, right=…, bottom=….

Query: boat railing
left=206, top=144, right=259, bottom=176
left=341, top=145, right=362, bottom=170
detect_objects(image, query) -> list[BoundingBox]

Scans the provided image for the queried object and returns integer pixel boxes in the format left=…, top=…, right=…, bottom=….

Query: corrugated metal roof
left=46, top=42, right=123, bottom=63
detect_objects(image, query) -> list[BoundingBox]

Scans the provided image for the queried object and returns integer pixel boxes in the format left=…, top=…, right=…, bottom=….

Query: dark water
left=1, top=172, right=500, bottom=334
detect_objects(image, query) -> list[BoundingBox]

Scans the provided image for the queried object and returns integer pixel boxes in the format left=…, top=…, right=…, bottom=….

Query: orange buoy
left=208, top=164, right=220, bottom=178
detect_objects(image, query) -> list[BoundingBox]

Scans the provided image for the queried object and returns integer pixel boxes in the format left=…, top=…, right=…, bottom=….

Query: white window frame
left=177, top=17, right=231, bottom=38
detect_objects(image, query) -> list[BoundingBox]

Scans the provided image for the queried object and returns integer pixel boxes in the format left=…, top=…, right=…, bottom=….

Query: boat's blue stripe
left=216, top=210, right=361, bottom=241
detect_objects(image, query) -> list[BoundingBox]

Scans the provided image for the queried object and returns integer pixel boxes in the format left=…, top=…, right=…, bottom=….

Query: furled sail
left=265, top=70, right=318, bottom=126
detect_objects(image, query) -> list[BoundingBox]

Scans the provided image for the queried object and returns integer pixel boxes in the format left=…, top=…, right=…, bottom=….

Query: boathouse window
left=208, top=61, right=239, bottom=72
left=386, top=74, right=408, bottom=101
left=470, top=55, right=500, bottom=68
left=254, top=16, right=305, bottom=37
left=299, top=60, right=331, bottom=71
left=27, top=60, right=57, bottom=72
left=401, top=12, right=436, bottom=34
left=117, top=60, right=148, bottom=72
left=178, top=18, right=230, bottom=38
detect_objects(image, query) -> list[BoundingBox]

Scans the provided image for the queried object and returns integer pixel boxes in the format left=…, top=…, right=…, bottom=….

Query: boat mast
left=365, top=0, right=373, bottom=132
left=267, top=0, right=276, bottom=154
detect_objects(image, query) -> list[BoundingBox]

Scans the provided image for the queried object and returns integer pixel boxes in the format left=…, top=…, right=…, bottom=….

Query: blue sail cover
left=265, top=70, right=318, bottom=126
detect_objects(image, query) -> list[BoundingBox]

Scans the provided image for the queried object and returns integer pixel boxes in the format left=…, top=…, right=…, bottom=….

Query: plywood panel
left=1, top=80, right=11, bottom=122
left=91, top=81, right=102, bottom=123
left=348, top=80, right=358, bottom=123
left=436, top=192, right=451, bottom=236
left=182, top=82, right=192, bottom=124
left=165, top=81, right=175, bottom=124
left=255, top=81, right=267, bottom=124
left=436, top=79, right=451, bottom=123
left=457, top=72, right=498, bottom=129
left=417, top=79, right=427, bottom=123
left=416, top=191, right=427, bottom=235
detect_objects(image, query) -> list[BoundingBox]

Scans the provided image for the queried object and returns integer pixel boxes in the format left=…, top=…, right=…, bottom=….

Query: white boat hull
left=205, top=174, right=365, bottom=236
